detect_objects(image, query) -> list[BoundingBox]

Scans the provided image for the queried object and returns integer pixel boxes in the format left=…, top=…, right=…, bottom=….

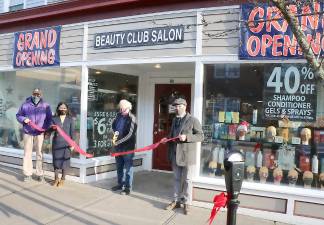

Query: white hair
left=119, top=99, right=132, bottom=110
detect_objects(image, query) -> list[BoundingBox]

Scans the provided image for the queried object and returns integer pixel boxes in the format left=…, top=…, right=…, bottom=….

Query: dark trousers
left=115, top=154, right=134, bottom=189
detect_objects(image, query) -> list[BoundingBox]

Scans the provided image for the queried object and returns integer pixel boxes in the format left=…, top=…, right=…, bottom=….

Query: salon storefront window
left=0, top=67, right=81, bottom=157
left=200, top=63, right=324, bottom=190
left=87, top=68, right=138, bottom=157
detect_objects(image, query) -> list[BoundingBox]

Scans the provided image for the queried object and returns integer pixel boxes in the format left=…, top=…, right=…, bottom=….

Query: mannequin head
left=303, top=171, right=313, bottom=188
left=280, top=116, right=290, bottom=143
left=300, top=128, right=312, bottom=145
left=273, top=168, right=283, bottom=184
left=319, top=173, right=324, bottom=189
left=259, top=166, right=268, bottom=183
left=237, top=124, right=248, bottom=141
left=266, top=126, right=277, bottom=142
left=288, top=169, right=298, bottom=186
left=246, top=166, right=256, bottom=181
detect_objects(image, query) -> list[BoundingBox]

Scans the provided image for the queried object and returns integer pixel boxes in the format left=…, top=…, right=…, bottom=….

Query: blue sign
left=240, top=3, right=324, bottom=59
left=13, top=26, right=61, bottom=68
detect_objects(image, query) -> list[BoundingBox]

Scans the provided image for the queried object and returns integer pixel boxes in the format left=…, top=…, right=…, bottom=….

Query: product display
left=201, top=70, right=323, bottom=190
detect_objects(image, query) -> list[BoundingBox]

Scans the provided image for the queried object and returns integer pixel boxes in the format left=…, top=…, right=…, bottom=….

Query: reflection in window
left=0, top=68, right=81, bottom=158
left=200, top=63, right=324, bottom=190
left=87, top=68, right=138, bottom=157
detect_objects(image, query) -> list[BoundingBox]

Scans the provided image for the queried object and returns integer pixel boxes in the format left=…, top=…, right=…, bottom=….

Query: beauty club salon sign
left=13, top=26, right=61, bottom=68
left=240, top=3, right=324, bottom=59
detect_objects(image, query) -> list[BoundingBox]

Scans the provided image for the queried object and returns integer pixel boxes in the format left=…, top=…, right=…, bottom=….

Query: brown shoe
left=165, top=201, right=181, bottom=210
left=57, top=179, right=64, bottom=187
left=184, top=204, right=190, bottom=215
left=52, top=179, right=60, bottom=187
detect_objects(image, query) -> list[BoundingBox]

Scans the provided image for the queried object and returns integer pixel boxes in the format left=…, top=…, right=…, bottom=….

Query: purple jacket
left=16, top=97, right=53, bottom=136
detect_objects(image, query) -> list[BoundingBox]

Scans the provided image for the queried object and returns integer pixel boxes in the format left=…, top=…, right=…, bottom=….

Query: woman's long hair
left=55, top=102, right=70, bottom=116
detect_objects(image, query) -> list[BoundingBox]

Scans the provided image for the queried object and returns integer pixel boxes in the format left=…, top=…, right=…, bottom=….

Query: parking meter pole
left=224, top=151, right=244, bottom=225
left=227, top=198, right=239, bottom=225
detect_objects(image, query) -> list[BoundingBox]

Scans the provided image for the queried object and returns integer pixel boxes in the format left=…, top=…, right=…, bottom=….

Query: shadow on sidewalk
left=90, top=170, right=174, bottom=210
left=0, top=166, right=120, bottom=225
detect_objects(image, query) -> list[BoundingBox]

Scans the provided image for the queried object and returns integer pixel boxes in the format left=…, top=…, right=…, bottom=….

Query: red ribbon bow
left=208, top=192, right=228, bottom=225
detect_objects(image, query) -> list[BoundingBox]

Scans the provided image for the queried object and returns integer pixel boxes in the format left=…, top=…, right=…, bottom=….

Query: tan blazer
left=169, top=113, right=204, bottom=166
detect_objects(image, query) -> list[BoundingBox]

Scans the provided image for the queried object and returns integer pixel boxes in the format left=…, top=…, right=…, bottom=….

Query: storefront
left=0, top=2, right=323, bottom=224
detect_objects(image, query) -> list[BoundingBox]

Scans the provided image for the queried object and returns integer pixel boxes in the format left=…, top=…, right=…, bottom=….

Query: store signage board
left=13, top=26, right=61, bottom=68
left=240, top=3, right=324, bottom=59
left=263, top=64, right=317, bottom=121
left=94, top=25, right=184, bottom=49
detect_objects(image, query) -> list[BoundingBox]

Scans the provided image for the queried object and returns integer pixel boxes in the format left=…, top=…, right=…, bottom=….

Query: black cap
left=172, top=98, right=187, bottom=106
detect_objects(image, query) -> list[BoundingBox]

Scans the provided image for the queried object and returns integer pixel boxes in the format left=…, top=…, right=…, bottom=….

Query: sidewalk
left=0, top=165, right=290, bottom=225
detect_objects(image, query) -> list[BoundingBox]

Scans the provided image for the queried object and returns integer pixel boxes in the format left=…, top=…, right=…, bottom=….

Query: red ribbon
left=111, top=136, right=179, bottom=157
left=28, top=121, right=93, bottom=158
left=208, top=192, right=228, bottom=225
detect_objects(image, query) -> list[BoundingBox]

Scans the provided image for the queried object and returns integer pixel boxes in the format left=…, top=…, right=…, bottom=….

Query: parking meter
left=224, top=151, right=245, bottom=225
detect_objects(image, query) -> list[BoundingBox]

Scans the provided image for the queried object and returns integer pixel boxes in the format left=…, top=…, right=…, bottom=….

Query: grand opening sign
left=13, top=26, right=61, bottom=68
left=240, top=3, right=324, bottom=59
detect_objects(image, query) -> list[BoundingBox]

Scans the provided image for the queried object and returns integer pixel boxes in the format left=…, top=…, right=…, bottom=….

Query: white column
left=79, top=23, right=89, bottom=183
left=193, top=60, right=204, bottom=178
left=195, top=11, right=203, bottom=55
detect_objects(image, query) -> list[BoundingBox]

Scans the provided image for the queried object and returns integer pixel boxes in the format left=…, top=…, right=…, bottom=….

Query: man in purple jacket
left=16, top=88, right=52, bottom=182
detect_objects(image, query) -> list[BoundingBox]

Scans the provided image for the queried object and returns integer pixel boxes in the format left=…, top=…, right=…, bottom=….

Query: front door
left=153, top=84, right=191, bottom=171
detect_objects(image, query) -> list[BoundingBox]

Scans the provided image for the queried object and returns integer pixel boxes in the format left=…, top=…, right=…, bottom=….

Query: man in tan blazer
left=165, top=97, right=204, bottom=215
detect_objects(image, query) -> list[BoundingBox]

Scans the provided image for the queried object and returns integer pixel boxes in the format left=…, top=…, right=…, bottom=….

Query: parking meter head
left=224, top=151, right=245, bottom=197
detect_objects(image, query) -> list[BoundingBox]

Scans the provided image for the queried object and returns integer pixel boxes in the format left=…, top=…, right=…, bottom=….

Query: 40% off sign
left=263, top=65, right=317, bottom=121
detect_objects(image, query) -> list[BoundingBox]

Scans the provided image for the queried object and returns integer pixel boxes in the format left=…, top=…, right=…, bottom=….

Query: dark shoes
left=23, top=176, right=32, bottom=182
left=165, top=201, right=181, bottom=210
left=111, top=185, right=123, bottom=191
left=120, top=188, right=130, bottom=195
left=183, top=204, right=190, bottom=215
left=37, top=176, right=44, bottom=182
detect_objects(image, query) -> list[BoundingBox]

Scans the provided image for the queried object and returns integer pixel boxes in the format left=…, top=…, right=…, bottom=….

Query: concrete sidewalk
left=0, top=165, right=289, bottom=225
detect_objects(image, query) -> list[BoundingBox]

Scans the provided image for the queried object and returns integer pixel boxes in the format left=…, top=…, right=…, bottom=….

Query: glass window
left=87, top=68, right=138, bottom=157
left=0, top=67, right=81, bottom=158
left=201, top=63, right=324, bottom=190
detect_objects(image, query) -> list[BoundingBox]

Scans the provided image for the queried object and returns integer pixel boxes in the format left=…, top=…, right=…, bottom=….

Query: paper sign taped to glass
left=278, top=144, right=295, bottom=171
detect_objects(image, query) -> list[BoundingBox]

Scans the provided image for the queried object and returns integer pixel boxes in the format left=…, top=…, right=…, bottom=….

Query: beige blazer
left=169, top=113, right=204, bottom=166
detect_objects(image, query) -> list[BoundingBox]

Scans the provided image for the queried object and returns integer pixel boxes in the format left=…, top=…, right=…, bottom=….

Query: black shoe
left=23, top=176, right=32, bottom=182
left=111, top=185, right=123, bottom=191
left=184, top=204, right=190, bottom=215
left=165, top=201, right=181, bottom=210
left=37, top=176, right=44, bottom=182
left=120, top=188, right=130, bottom=195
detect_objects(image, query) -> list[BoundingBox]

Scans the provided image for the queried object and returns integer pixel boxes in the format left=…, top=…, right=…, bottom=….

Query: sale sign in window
left=263, top=64, right=317, bottom=121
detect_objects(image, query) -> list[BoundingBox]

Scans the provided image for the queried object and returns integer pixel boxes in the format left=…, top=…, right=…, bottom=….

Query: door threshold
left=151, top=169, right=173, bottom=174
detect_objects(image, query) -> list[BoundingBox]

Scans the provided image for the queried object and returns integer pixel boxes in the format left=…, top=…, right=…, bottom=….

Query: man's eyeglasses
left=32, top=93, right=41, bottom=97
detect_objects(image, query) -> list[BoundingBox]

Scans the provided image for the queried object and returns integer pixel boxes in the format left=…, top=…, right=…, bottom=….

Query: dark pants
left=115, top=154, right=134, bottom=189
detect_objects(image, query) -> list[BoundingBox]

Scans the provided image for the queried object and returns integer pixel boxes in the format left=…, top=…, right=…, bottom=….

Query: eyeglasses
left=32, top=93, right=41, bottom=97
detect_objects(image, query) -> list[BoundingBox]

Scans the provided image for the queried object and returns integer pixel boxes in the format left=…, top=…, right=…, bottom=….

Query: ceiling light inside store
left=95, top=71, right=101, bottom=74
left=154, top=64, right=161, bottom=69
